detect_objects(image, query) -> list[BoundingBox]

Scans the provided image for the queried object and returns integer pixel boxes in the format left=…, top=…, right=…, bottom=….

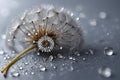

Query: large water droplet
left=104, top=47, right=114, bottom=56
left=98, top=67, right=112, bottom=78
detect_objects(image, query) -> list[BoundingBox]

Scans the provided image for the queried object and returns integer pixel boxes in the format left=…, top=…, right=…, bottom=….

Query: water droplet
left=24, top=71, right=28, bottom=75
left=82, top=57, right=86, bottom=61
left=70, top=13, right=74, bottom=16
left=19, top=67, right=23, bottom=70
left=11, top=72, right=20, bottom=77
left=60, top=46, right=63, bottom=50
left=24, top=62, right=29, bottom=65
left=40, top=67, right=46, bottom=72
left=99, top=12, right=107, bottom=19
left=69, top=56, right=76, bottom=61
left=57, top=54, right=64, bottom=59
left=89, top=19, right=97, bottom=26
left=31, top=72, right=35, bottom=75
left=37, top=52, right=40, bottom=56
left=76, top=17, right=80, bottom=21
left=98, top=67, right=112, bottom=78
left=49, top=55, right=54, bottom=61
left=104, top=47, right=114, bottom=56
left=0, top=49, right=5, bottom=55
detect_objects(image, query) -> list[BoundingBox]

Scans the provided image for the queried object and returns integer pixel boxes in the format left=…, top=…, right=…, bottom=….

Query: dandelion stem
left=1, top=44, right=37, bottom=77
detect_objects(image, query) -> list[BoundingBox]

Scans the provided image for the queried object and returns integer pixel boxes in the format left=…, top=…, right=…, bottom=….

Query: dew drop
left=104, top=47, right=114, bottom=56
left=99, top=12, right=107, bottom=19
left=31, top=72, right=35, bottom=75
left=82, top=57, right=86, bottom=61
left=11, top=72, right=20, bottom=77
left=40, top=67, right=46, bottom=72
left=19, top=67, right=23, bottom=70
left=76, top=17, right=80, bottom=21
left=0, top=49, right=5, bottom=55
left=98, top=67, right=112, bottom=78
left=60, top=46, right=63, bottom=50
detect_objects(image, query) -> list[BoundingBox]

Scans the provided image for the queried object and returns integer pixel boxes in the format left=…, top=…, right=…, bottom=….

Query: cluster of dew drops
left=0, top=5, right=118, bottom=78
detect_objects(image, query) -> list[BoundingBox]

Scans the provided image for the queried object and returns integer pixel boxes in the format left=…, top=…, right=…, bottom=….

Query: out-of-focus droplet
left=11, top=72, right=20, bottom=77
left=98, top=67, right=112, bottom=78
left=89, top=19, right=97, bottom=27
left=57, top=54, right=64, bottom=59
left=69, top=56, right=76, bottom=61
left=40, top=67, right=46, bottom=72
left=0, top=49, right=5, bottom=55
left=70, top=66, right=74, bottom=71
left=60, top=46, right=63, bottom=50
left=99, top=12, right=107, bottom=19
left=82, top=57, right=86, bottom=61
left=37, top=52, right=40, bottom=55
left=19, top=67, right=23, bottom=70
left=76, top=17, right=80, bottom=21
left=31, top=72, right=35, bottom=75
left=104, top=47, right=114, bottom=56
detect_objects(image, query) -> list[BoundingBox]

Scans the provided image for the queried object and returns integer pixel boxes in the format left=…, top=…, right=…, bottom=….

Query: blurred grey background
left=0, top=0, right=120, bottom=80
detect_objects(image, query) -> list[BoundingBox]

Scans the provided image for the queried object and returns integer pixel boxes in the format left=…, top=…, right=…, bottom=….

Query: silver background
left=0, top=0, right=120, bottom=80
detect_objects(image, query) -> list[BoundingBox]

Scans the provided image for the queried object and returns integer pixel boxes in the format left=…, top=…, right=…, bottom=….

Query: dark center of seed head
left=42, top=40, right=50, bottom=47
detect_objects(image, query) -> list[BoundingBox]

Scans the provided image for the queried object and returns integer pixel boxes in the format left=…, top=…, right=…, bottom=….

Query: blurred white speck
left=40, top=67, right=46, bottom=72
left=31, top=72, right=35, bottom=75
left=99, top=12, right=107, bottom=19
left=98, top=67, right=112, bottom=78
left=89, top=19, right=97, bottom=26
left=11, top=72, right=20, bottom=77
left=82, top=57, right=86, bottom=61
left=76, top=17, right=80, bottom=21
left=0, top=49, right=5, bottom=55
left=60, top=46, right=63, bottom=50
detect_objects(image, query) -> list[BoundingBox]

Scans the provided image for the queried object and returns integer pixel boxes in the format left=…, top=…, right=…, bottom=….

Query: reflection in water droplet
left=98, top=67, right=112, bottom=78
left=99, top=12, right=107, bottom=19
left=11, top=72, right=20, bottom=77
left=104, top=47, right=114, bottom=56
